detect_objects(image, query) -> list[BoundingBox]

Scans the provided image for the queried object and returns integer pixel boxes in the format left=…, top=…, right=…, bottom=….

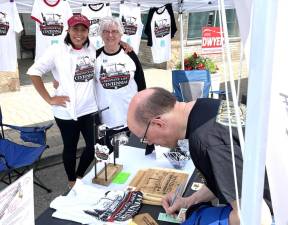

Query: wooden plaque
left=129, top=168, right=189, bottom=205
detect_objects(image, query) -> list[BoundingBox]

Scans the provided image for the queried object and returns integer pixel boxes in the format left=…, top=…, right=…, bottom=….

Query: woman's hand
left=49, top=95, right=70, bottom=107
left=53, top=79, right=59, bottom=89
left=120, top=41, right=133, bottom=53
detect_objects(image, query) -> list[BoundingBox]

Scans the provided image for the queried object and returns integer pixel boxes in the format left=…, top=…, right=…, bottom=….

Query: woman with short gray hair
left=95, top=16, right=151, bottom=153
left=99, top=16, right=124, bottom=37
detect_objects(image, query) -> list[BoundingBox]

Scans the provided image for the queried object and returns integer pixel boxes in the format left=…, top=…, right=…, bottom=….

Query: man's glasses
left=103, top=30, right=120, bottom=35
left=140, top=120, right=151, bottom=144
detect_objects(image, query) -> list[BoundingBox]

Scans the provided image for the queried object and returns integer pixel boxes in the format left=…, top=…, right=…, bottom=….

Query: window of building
left=187, top=9, right=240, bottom=40
left=141, top=13, right=148, bottom=40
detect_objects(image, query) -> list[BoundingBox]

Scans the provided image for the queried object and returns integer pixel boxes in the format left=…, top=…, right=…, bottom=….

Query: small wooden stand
left=92, top=163, right=123, bottom=186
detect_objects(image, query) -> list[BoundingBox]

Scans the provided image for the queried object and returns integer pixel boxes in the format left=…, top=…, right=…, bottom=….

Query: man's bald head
left=128, top=87, right=176, bottom=127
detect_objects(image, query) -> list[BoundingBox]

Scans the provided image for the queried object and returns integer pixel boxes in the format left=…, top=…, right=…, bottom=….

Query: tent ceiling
left=11, top=0, right=235, bottom=14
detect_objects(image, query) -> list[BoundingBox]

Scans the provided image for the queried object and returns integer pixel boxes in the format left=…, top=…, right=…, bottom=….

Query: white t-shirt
left=96, top=47, right=140, bottom=128
left=50, top=179, right=133, bottom=225
left=81, top=3, right=112, bottom=49
left=0, top=1, right=23, bottom=72
left=150, top=7, right=172, bottom=63
left=119, top=3, right=143, bottom=55
left=31, top=0, right=72, bottom=60
left=27, top=44, right=98, bottom=120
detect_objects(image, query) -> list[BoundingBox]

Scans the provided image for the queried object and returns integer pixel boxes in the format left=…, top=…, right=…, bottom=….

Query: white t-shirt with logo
left=0, top=1, right=23, bottom=72
left=96, top=47, right=145, bottom=128
left=150, top=8, right=172, bottom=63
left=27, top=44, right=98, bottom=120
left=81, top=3, right=112, bottom=49
left=119, top=3, right=143, bottom=55
left=71, top=48, right=98, bottom=118
left=31, top=0, right=72, bottom=59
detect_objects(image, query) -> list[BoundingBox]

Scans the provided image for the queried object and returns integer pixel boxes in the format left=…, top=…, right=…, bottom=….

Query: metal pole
left=178, top=0, right=184, bottom=70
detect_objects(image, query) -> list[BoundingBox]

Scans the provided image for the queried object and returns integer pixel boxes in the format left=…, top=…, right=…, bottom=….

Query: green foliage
left=176, top=52, right=218, bottom=74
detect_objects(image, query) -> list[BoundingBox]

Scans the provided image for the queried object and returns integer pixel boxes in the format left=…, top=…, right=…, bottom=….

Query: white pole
left=236, top=42, right=243, bottom=104
left=219, top=0, right=245, bottom=151
left=178, top=0, right=184, bottom=70
left=241, top=0, right=278, bottom=224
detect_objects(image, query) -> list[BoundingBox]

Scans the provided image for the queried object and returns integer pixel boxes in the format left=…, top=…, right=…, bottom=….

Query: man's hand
left=162, top=184, right=216, bottom=216
left=162, top=192, right=189, bottom=216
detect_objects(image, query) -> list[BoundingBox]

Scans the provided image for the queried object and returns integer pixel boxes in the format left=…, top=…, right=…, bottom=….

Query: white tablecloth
left=82, top=145, right=195, bottom=190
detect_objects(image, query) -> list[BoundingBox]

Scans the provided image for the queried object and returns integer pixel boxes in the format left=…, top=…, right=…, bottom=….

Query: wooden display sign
left=128, top=168, right=189, bottom=205
left=92, top=163, right=123, bottom=186
left=132, top=213, right=158, bottom=225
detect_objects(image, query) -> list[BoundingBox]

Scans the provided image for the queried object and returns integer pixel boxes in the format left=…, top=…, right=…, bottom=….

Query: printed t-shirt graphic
left=31, top=0, right=72, bottom=59
left=72, top=49, right=97, bottom=117
left=216, top=100, right=246, bottom=127
left=119, top=3, right=143, bottom=55
left=95, top=47, right=143, bottom=128
left=74, top=55, right=95, bottom=82
left=81, top=3, right=112, bottom=49
left=0, top=1, right=23, bottom=72
left=84, top=190, right=143, bottom=222
left=99, top=61, right=130, bottom=89
left=144, top=3, right=177, bottom=63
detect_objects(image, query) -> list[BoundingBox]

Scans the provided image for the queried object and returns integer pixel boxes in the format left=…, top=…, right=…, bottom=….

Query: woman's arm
left=30, top=75, right=69, bottom=107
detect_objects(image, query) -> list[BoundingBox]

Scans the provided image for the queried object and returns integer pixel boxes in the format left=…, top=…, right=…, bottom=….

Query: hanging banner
left=0, top=170, right=34, bottom=225
left=201, top=27, right=223, bottom=54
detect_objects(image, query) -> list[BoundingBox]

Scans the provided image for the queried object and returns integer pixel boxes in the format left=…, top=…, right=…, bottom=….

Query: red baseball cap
left=68, top=14, right=90, bottom=28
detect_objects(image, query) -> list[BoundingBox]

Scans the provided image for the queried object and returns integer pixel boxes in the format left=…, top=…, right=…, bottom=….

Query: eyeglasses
left=102, top=30, right=120, bottom=35
left=140, top=120, right=151, bottom=144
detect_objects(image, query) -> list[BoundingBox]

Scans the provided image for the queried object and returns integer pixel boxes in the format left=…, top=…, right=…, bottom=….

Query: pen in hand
left=170, top=183, right=184, bottom=207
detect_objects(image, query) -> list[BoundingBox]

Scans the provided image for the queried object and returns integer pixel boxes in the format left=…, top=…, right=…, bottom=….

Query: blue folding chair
left=0, top=106, right=53, bottom=192
left=172, top=70, right=211, bottom=102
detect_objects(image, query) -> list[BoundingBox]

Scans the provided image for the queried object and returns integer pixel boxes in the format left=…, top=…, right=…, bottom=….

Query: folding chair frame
left=0, top=106, right=53, bottom=193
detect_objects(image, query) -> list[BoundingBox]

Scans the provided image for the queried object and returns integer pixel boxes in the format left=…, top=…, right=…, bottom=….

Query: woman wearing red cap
left=27, top=14, right=100, bottom=188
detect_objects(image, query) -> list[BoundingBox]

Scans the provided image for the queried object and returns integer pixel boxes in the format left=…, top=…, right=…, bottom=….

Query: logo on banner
left=202, top=27, right=223, bottom=54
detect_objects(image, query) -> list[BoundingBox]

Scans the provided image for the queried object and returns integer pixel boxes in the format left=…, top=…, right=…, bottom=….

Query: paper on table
left=158, top=212, right=181, bottom=224
left=112, top=171, right=131, bottom=184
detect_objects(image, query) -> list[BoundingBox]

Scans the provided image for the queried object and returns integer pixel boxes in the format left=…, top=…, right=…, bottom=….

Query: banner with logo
left=0, top=170, right=34, bottom=225
left=201, top=27, right=223, bottom=54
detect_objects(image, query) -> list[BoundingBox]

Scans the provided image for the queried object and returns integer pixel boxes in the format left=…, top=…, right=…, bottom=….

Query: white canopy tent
left=6, top=0, right=288, bottom=224
left=14, top=0, right=235, bottom=14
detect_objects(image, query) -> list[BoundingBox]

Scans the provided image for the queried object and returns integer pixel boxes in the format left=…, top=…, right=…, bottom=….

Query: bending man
left=127, top=87, right=272, bottom=225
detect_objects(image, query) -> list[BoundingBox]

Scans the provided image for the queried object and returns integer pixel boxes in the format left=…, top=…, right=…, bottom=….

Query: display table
left=36, top=146, right=197, bottom=225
